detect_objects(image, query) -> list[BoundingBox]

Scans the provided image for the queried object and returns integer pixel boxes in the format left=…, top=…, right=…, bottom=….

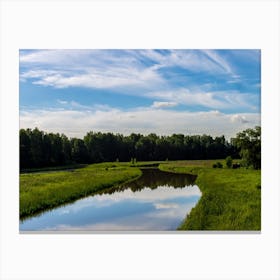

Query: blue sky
left=19, top=49, right=260, bottom=138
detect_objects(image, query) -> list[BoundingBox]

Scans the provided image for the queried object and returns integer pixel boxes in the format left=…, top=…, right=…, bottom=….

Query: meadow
left=159, top=160, right=261, bottom=230
left=20, top=162, right=141, bottom=218
left=20, top=160, right=261, bottom=231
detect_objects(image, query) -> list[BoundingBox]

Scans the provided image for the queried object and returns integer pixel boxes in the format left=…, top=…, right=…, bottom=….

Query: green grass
left=159, top=160, right=261, bottom=230
left=20, top=159, right=261, bottom=230
left=20, top=162, right=141, bottom=218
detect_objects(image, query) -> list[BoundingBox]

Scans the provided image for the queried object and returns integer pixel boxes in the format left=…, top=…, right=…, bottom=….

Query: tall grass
left=20, top=163, right=141, bottom=218
left=160, top=161, right=261, bottom=230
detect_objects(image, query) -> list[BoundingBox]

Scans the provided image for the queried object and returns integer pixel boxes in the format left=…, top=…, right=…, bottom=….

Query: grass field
left=20, top=162, right=141, bottom=218
left=20, top=160, right=261, bottom=230
left=159, top=161, right=261, bottom=230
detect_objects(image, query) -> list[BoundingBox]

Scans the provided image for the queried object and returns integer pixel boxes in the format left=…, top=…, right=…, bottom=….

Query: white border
left=1, top=1, right=279, bottom=279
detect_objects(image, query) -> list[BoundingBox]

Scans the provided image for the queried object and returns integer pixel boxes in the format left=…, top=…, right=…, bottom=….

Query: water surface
left=20, top=168, right=201, bottom=231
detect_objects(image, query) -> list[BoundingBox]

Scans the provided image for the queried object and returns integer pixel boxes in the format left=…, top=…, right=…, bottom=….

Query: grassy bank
left=20, top=162, right=141, bottom=219
left=159, top=161, right=261, bottom=230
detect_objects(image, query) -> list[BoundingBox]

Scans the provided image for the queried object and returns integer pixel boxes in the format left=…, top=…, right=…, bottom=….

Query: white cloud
left=151, top=101, right=177, bottom=109
left=20, top=49, right=102, bottom=65
left=20, top=69, right=62, bottom=80
left=20, top=107, right=260, bottom=139
left=230, top=114, right=250, bottom=124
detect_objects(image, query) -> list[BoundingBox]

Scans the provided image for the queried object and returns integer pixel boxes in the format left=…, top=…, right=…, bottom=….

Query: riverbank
left=20, top=163, right=141, bottom=219
left=159, top=161, right=261, bottom=230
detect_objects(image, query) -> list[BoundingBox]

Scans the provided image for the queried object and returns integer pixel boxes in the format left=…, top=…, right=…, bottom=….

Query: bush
left=213, top=162, right=223, bottom=168
left=225, top=156, right=233, bottom=168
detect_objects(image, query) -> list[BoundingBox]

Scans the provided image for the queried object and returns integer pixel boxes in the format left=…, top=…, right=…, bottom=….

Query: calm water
left=20, top=168, right=201, bottom=231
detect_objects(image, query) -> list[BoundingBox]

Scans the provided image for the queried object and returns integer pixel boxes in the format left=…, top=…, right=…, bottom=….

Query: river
left=20, top=168, right=201, bottom=231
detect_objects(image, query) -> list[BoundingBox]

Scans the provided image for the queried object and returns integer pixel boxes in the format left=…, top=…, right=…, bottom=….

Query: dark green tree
left=71, top=138, right=89, bottom=163
left=20, top=128, right=32, bottom=168
left=20, top=127, right=244, bottom=169
left=30, top=128, right=44, bottom=167
left=61, top=134, right=72, bottom=164
left=232, top=126, right=261, bottom=169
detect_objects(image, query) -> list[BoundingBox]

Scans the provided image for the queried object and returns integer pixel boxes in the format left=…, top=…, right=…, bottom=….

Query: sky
left=19, top=49, right=261, bottom=139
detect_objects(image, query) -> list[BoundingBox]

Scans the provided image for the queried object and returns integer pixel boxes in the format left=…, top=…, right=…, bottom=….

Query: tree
left=232, top=126, right=261, bottom=169
left=30, top=128, right=44, bottom=167
left=20, top=128, right=32, bottom=168
left=71, top=138, right=89, bottom=163
left=20, top=128, right=242, bottom=168
left=48, top=133, right=64, bottom=165
left=135, top=136, right=155, bottom=161
left=61, top=134, right=72, bottom=164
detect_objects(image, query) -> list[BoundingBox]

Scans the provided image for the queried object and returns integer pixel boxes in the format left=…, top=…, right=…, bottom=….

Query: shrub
left=213, top=162, right=223, bottom=168
left=225, top=156, right=233, bottom=168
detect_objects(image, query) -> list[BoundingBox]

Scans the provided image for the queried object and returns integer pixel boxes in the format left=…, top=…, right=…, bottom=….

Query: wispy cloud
left=19, top=49, right=240, bottom=91
left=147, top=89, right=259, bottom=111
left=40, top=67, right=162, bottom=89
left=201, top=50, right=233, bottom=74
left=137, top=49, right=234, bottom=74
left=21, top=66, right=164, bottom=90
left=56, top=99, right=93, bottom=110
left=20, top=50, right=165, bottom=90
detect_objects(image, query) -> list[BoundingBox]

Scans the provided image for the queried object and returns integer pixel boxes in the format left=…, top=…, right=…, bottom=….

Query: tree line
left=20, top=126, right=260, bottom=170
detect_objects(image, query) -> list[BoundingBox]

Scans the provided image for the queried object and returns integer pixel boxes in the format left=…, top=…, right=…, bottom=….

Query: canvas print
left=19, top=49, right=261, bottom=231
